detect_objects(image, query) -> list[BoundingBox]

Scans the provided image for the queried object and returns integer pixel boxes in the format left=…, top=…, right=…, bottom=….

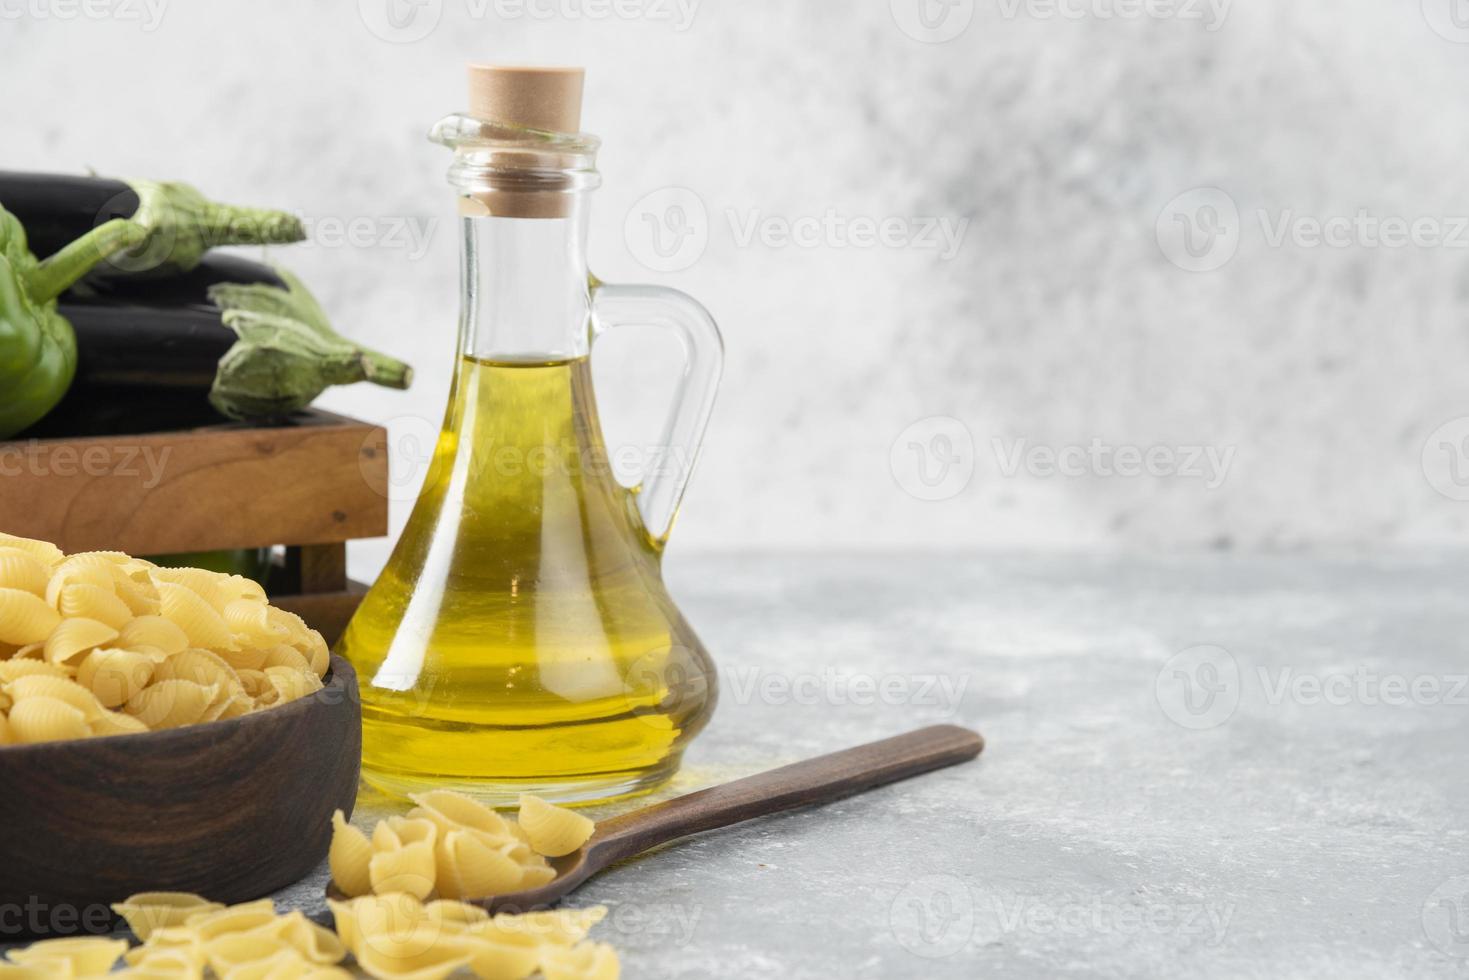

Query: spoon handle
left=587, top=724, right=984, bottom=866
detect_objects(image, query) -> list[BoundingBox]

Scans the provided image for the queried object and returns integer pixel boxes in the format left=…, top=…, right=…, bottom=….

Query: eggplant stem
left=197, top=202, right=304, bottom=247
left=26, top=218, right=145, bottom=303
left=359, top=351, right=413, bottom=390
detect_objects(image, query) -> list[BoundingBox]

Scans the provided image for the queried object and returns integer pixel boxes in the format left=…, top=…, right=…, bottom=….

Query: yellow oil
left=337, top=354, right=716, bottom=804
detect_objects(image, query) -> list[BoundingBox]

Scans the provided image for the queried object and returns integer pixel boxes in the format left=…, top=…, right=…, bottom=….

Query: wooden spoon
left=328, top=724, right=983, bottom=913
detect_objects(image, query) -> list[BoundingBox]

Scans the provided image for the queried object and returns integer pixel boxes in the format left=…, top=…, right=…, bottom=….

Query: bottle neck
left=459, top=202, right=592, bottom=363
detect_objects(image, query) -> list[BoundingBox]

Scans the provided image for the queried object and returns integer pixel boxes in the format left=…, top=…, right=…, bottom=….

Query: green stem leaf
left=25, top=218, right=145, bottom=303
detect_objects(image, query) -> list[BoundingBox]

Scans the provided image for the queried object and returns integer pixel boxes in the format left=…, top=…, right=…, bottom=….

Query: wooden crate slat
left=0, top=412, right=389, bottom=555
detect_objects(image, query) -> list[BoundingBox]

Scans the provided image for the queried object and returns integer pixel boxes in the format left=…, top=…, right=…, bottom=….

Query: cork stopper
left=467, top=64, right=584, bottom=134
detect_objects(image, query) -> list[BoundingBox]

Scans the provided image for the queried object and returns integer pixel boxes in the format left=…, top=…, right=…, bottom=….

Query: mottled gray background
left=6, top=0, right=1469, bottom=579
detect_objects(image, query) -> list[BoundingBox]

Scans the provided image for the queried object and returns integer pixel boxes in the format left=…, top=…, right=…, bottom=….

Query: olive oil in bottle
left=338, top=65, right=723, bottom=804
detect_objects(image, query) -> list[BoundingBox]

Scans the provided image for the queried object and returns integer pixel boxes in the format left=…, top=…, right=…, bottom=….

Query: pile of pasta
left=0, top=532, right=330, bottom=745
left=330, top=792, right=597, bottom=904
left=0, top=890, right=617, bottom=979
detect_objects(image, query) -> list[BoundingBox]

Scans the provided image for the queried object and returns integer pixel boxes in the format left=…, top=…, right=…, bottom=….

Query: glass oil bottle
left=337, top=65, right=723, bottom=805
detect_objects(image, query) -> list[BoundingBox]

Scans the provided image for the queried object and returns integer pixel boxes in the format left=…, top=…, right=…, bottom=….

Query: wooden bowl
left=0, top=656, right=360, bottom=939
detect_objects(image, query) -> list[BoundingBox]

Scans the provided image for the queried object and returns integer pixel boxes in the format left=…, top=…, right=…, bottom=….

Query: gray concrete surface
left=275, top=553, right=1469, bottom=978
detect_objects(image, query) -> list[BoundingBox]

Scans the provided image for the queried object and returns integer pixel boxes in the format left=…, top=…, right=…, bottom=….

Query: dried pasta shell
left=514, top=864, right=557, bottom=890
left=111, top=893, right=224, bottom=942
left=368, top=840, right=437, bottom=900
left=330, top=810, right=375, bottom=898
left=217, top=645, right=273, bottom=671
left=0, top=532, right=63, bottom=565
left=223, top=598, right=289, bottom=645
left=300, top=629, right=330, bottom=677
left=480, top=907, right=606, bottom=947
left=57, top=583, right=133, bottom=629
left=0, top=712, right=12, bottom=745
left=7, top=696, right=91, bottom=743
left=236, top=669, right=271, bottom=699
left=409, top=790, right=512, bottom=837
left=0, top=548, right=51, bottom=596
left=5, top=936, right=128, bottom=975
left=517, top=795, right=596, bottom=857
left=6, top=674, right=106, bottom=719
left=202, top=932, right=296, bottom=976
left=263, top=665, right=323, bottom=706
left=539, top=941, right=620, bottom=980
left=77, top=647, right=160, bottom=707
left=157, top=582, right=236, bottom=650
left=124, top=679, right=219, bottom=729
left=262, top=644, right=313, bottom=675
left=0, top=588, right=62, bottom=645
left=113, top=574, right=162, bottom=616
left=435, top=829, right=524, bottom=901
left=266, top=606, right=311, bottom=643
left=118, top=615, right=190, bottom=656
left=154, top=648, right=245, bottom=698
left=423, top=900, right=490, bottom=928
left=9, top=642, right=43, bottom=661
left=274, top=910, right=348, bottom=965
left=0, top=659, right=71, bottom=683
left=181, top=900, right=279, bottom=943
left=44, top=561, right=114, bottom=607
left=43, top=617, right=119, bottom=665
left=90, top=709, right=150, bottom=737
left=457, top=930, right=541, bottom=980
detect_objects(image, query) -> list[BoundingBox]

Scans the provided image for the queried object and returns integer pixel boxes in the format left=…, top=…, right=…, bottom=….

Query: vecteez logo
left=624, top=188, right=710, bottom=273
left=890, top=0, right=975, bottom=43
left=1156, top=187, right=1241, bottom=273
left=1422, top=0, right=1469, bottom=43
left=0, top=0, right=168, bottom=30
left=359, top=0, right=443, bottom=42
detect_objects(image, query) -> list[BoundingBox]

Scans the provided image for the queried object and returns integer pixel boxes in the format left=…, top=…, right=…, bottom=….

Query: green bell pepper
left=0, top=205, right=144, bottom=438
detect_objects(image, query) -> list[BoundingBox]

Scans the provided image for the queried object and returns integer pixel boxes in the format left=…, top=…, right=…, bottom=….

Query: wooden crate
left=0, top=409, right=387, bottom=644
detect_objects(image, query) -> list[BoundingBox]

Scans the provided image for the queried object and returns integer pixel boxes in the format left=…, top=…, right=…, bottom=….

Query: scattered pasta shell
left=156, top=582, right=236, bottom=650
left=0, top=548, right=51, bottom=596
left=111, top=893, right=224, bottom=942
left=436, top=830, right=525, bottom=901
left=0, top=713, right=11, bottom=745
left=0, top=958, right=73, bottom=978
left=274, top=910, right=348, bottom=965
left=43, top=617, right=119, bottom=665
left=5, top=937, right=127, bottom=975
left=0, top=588, right=62, bottom=645
left=369, top=841, right=438, bottom=901
left=330, top=811, right=375, bottom=899
left=124, top=679, right=220, bottom=729
left=184, top=899, right=279, bottom=940
left=7, top=697, right=91, bottom=744
left=517, top=795, right=596, bottom=857
left=483, top=907, right=607, bottom=947
left=539, top=941, right=621, bottom=980
left=459, top=932, right=541, bottom=980
left=118, top=616, right=190, bottom=656
left=409, top=790, right=511, bottom=837
left=57, top=583, right=133, bottom=630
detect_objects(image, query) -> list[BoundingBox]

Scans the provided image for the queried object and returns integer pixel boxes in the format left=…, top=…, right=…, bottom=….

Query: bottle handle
left=590, top=282, right=723, bottom=544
